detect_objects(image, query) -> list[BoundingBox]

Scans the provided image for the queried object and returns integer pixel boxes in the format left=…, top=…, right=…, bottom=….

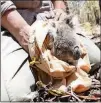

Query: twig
left=77, top=95, right=101, bottom=100
left=71, top=88, right=82, bottom=102
left=45, top=96, right=57, bottom=102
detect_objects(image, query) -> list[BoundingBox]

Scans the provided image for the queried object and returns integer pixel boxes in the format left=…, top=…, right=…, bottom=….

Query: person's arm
left=1, top=9, right=31, bottom=52
left=1, top=1, right=31, bottom=52
left=51, top=0, right=66, bottom=10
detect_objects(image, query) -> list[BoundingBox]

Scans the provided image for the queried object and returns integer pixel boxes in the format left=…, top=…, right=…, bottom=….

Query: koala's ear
left=71, top=15, right=80, bottom=28
left=64, top=14, right=74, bottom=28
left=65, top=14, right=80, bottom=29
left=65, top=14, right=73, bottom=21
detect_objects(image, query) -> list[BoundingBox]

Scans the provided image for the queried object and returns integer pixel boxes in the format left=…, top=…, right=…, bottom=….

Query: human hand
left=36, top=11, right=55, bottom=21
left=36, top=9, right=67, bottom=21
left=53, top=9, right=68, bottom=21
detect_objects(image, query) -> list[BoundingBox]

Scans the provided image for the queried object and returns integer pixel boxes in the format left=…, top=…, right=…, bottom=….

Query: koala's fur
left=49, top=15, right=82, bottom=63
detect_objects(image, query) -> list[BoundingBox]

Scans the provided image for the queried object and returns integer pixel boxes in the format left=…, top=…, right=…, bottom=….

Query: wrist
left=20, top=25, right=31, bottom=36
left=19, top=25, right=31, bottom=52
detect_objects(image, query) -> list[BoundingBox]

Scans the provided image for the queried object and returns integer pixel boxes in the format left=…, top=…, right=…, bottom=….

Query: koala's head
left=48, top=15, right=82, bottom=63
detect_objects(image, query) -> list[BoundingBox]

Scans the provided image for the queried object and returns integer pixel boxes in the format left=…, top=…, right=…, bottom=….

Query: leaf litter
left=33, top=62, right=101, bottom=102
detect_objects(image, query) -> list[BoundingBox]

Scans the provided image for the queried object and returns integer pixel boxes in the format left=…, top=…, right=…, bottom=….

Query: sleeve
left=1, top=0, right=16, bottom=16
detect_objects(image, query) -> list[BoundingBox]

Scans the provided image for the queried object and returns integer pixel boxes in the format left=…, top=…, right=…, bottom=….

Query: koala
left=48, top=15, right=83, bottom=64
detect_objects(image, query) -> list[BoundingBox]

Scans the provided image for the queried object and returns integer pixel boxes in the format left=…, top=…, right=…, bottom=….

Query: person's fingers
left=53, top=9, right=62, bottom=20
left=54, top=12, right=62, bottom=21
left=53, top=9, right=69, bottom=21
left=59, top=13, right=67, bottom=21
left=36, top=11, right=55, bottom=21
left=44, top=11, right=52, bottom=18
left=49, top=10, right=55, bottom=18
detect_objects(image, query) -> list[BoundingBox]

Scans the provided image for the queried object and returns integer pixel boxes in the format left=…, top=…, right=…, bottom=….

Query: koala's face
left=50, top=17, right=82, bottom=63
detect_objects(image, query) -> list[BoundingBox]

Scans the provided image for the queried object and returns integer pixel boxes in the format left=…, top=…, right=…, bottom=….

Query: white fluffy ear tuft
left=71, top=15, right=80, bottom=28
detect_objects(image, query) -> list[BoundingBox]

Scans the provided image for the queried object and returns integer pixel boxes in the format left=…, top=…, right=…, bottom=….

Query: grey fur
left=50, top=16, right=82, bottom=63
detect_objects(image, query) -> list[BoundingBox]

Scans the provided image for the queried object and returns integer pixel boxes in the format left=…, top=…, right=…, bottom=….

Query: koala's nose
left=73, top=46, right=81, bottom=60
